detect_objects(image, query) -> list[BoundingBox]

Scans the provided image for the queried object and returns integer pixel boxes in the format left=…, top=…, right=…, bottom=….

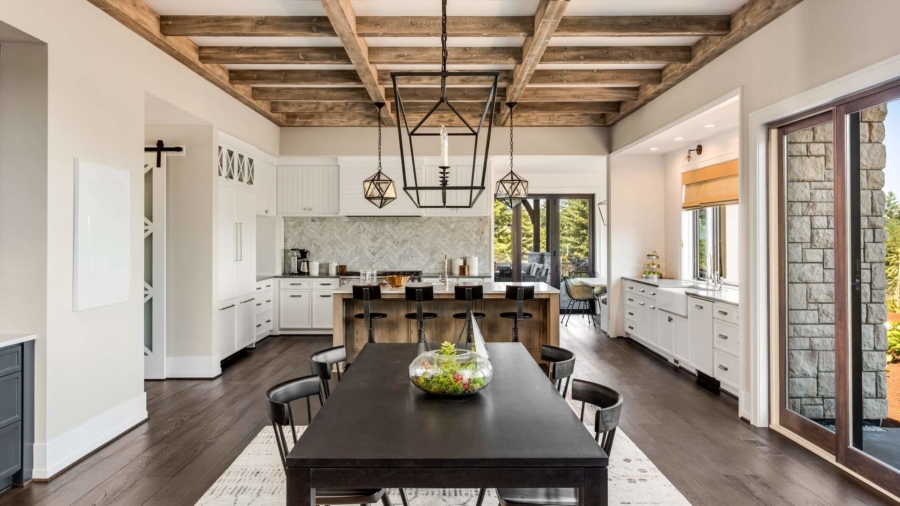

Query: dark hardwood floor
left=0, top=323, right=895, bottom=506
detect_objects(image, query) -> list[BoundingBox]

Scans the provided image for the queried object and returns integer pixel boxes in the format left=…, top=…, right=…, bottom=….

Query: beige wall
left=145, top=124, right=216, bottom=359
left=281, top=127, right=611, bottom=157
left=0, top=0, right=279, bottom=478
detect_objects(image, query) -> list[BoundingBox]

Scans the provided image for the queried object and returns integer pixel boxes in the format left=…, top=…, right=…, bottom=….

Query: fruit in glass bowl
left=409, top=342, right=493, bottom=397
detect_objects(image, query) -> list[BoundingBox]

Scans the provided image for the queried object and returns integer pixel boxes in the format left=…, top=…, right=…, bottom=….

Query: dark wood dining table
left=286, top=343, right=609, bottom=506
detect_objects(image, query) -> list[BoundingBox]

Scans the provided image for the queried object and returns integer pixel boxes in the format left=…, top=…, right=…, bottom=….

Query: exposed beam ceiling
left=89, top=0, right=802, bottom=127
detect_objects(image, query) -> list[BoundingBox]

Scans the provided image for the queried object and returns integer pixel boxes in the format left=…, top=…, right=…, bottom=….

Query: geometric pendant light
left=494, top=102, right=528, bottom=208
left=363, top=102, right=397, bottom=208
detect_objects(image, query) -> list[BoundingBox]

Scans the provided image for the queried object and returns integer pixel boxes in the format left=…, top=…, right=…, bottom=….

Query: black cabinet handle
left=290, top=283, right=304, bottom=286
left=640, top=289, right=645, bottom=293
left=650, top=306, right=656, bottom=310
left=628, top=312, right=634, bottom=316
left=266, top=300, right=272, bottom=303
left=627, top=326, right=634, bottom=330
left=220, top=304, right=235, bottom=311
left=241, top=298, right=254, bottom=304
left=256, top=303, right=262, bottom=307
left=695, top=304, right=704, bottom=309
left=718, top=334, right=728, bottom=340
left=320, top=294, right=332, bottom=298
left=320, top=283, right=332, bottom=286
left=628, top=298, right=634, bottom=302
left=650, top=292, right=656, bottom=296
left=668, top=316, right=673, bottom=323
left=256, top=324, right=262, bottom=328
left=291, top=295, right=303, bottom=298
left=718, top=310, right=728, bottom=315
left=718, top=365, right=729, bottom=371
left=639, top=302, right=645, bottom=306
left=266, top=319, right=271, bottom=323
left=256, top=287, right=262, bottom=291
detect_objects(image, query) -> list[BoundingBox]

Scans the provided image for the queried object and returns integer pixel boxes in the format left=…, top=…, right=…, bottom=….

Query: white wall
left=608, top=155, right=666, bottom=338
left=145, top=124, right=216, bottom=361
left=662, top=128, right=739, bottom=279
left=281, top=127, right=611, bottom=157
left=0, top=0, right=280, bottom=478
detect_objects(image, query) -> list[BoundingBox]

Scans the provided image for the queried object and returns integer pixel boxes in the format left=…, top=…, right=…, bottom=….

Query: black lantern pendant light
left=363, top=103, right=397, bottom=209
left=391, top=0, right=499, bottom=209
left=495, top=103, right=528, bottom=208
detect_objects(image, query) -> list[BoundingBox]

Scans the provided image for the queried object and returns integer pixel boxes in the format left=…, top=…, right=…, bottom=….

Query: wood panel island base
left=332, top=282, right=560, bottom=362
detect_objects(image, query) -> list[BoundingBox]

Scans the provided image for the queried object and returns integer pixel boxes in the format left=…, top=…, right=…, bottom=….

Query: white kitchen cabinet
left=280, top=291, right=312, bottom=329
left=277, top=165, right=339, bottom=215
left=237, top=189, right=256, bottom=297
left=643, top=299, right=659, bottom=348
left=218, top=143, right=257, bottom=189
left=338, top=159, right=421, bottom=216
left=688, top=297, right=714, bottom=376
left=217, top=299, right=236, bottom=359
left=235, top=294, right=257, bottom=350
left=657, top=312, right=674, bottom=356
left=672, top=313, right=690, bottom=368
left=218, top=185, right=237, bottom=301
left=256, top=160, right=277, bottom=216
left=714, top=349, right=739, bottom=395
left=313, top=291, right=334, bottom=328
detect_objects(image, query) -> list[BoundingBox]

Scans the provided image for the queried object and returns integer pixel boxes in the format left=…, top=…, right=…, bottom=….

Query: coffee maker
left=298, top=249, right=310, bottom=275
left=285, top=249, right=301, bottom=275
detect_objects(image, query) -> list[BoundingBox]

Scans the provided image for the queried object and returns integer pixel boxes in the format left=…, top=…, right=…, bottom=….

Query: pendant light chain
left=441, top=0, right=448, bottom=73
left=509, top=104, right=515, bottom=173
left=377, top=104, right=382, bottom=170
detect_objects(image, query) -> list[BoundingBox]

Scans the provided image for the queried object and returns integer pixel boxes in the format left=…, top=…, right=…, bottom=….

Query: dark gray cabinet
left=0, top=341, right=32, bottom=491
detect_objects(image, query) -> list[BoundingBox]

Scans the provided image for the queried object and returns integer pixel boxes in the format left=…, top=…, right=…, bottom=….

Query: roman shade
left=682, top=159, right=739, bottom=209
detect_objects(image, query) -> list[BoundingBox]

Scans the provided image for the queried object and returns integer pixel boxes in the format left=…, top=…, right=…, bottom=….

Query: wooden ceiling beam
left=271, top=102, right=381, bottom=114
left=86, top=0, right=284, bottom=126
left=606, top=0, right=802, bottom=124
left=541, top=46, right=691, bottom=64
left=381, top=71, right=512, bottom=86
left=518, top=87, right=639, bottom=102
left=230, top=69, right=361, bottom=85
left=529, top=69, right=661, bottom=85
left=369, top=47, right=520, bottom=65
left=159, top=16, right=335, bottom=36
left=198, top=46, right=351, bottom=64
left=252, top=87, right=371, bottom=101
left=498, top=0, right=570, bottom=125
left=555, top=15, right=730, bottom=36
left=319, top=0, right=393, bottom=125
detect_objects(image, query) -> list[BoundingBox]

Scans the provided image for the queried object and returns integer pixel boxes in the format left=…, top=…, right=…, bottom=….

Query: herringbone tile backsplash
left=284, top=217, right=491, bottom=275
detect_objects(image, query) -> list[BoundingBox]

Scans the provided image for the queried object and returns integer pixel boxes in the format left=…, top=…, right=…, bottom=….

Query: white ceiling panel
left=225, top=64, right=357, bottom=70
left=565, top=0, right=744, bottom=16
left=377, top=64, right=514, bottom=70
left=351, top=0, right=541, bottom=17
left=189, top=36, right=344, bottom=47
left=547, top=36, right=700, bottom=47
left=535, top=63, right=666, bottom=70
left=145, top=0, right=327, bottom=16
left=622, top=96, right=740, bottom=155
left=365, top=37, right=527, bottom=48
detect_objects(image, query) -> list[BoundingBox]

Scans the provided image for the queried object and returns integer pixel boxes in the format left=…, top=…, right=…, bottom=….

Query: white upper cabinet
left=277, top=165, right=339, bottom=215
left=338, top=157, right=421, bottom=216
left=218, top=143, right=256, bottom=189
left=255, top=159, right=277, bottom=216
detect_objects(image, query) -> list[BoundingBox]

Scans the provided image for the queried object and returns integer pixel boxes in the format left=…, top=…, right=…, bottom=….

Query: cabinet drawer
left=280, top=279, right=311, bottom=290
left=255, top=278, right=274, bottom=293
left=0, top=372, right=21, bottom=429
left=254, top=296, right=273, bottom=316
left=624, top=294, right=638, bottom=309
left=0, top=422, right=20, bottom=479
left=714, top=349, right=739, bottom=393
left=312, top=278, right=339, bottom=290
left=713, top=320, right=740, bottom=356
left=256, top=310, right=273, bottom=336
left=624, top=318, right=639, bottom=336
left=624, top=306, right=638, bottom=320
left=713, top=302, right=738, bottom=324
left=0, top=346, right=22, bottom=377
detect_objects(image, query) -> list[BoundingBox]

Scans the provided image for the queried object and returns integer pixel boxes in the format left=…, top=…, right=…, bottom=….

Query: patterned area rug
left=195, top=417, right=690, bottom=506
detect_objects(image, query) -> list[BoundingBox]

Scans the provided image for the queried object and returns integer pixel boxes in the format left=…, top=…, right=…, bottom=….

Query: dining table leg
left=580, top=467, right=608, bottom=506
left=286, top=468, right=313, bottom=506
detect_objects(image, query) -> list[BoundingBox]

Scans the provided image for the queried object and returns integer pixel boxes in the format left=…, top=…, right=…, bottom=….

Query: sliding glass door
left=772, top=80, right=900, bottom=496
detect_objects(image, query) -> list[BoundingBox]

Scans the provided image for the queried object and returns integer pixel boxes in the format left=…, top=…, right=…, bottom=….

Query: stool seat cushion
left=499, top=312, right=533, bottom=320
left=452, top=312, right=486, bottom=320
left=404, top=312, right=438, bottom=320
left=354, top=313, right=388, bottom=320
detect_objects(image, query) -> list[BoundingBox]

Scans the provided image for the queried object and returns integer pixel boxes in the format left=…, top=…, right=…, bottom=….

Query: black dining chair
left=475, top=379, right=623, bottom=506
left=499, top=285, right=535, bottom=342
left=266, top=375, right=409, bottom=506
left=404, top=284, right=438, bottom=354
left=541, top=345, right=575, bottom=397
left=353, top=285, right=387, bottom=344
left=452, top=284, right=485, bottom=345
left=309, top=345, right=349, bottom=400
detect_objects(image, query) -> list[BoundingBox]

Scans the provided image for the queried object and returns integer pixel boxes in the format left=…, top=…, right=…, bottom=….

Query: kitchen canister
left=465, top=255, right=478, bottom=275
left=309, top=261, right=320, bottom=276
left=452, top=257, right=464, bottom=274
left=328, top=262, right=338, bottom=276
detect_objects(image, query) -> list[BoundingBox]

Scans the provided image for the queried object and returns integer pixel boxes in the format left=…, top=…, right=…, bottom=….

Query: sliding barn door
left=143, top=152, right=167, bottom=379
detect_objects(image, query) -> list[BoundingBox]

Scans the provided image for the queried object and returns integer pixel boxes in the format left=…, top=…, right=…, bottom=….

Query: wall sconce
left=686, top=145, right=702, bottom=162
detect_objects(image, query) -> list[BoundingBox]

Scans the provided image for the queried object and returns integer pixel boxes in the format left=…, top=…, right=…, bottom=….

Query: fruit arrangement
left=409, top=341, right=493, bottom=397
left=643, top=251, right=662, bottom=279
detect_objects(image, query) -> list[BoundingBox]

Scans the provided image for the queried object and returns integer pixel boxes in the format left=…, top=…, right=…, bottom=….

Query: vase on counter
left=465, top=255, right=478, bottom=276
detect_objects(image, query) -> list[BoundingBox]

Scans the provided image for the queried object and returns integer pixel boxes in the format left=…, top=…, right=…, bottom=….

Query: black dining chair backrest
left=309, top=345, right=348, bottom=399
left=571, top=379, right=624, bottom=457
left=265, top=375, right=324, bottom=467
left=540, top=345, right=575, bottom=397
left=505, top=284, right=534, bottom=320
left=405, top=284, right=434, bottom=302
left=454, top=284, right=484, bottom=301
left=352, top=284, right=382, bottom=301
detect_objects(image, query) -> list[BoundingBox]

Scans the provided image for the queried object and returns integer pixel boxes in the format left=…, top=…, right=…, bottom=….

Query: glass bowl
left=409, top=347, right=493, bottom=397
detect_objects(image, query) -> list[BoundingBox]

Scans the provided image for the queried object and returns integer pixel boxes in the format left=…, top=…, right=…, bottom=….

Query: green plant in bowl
left=408, top=341, right=493, bottom=397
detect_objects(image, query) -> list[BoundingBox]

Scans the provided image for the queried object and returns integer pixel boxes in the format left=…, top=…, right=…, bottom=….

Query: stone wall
left=786, top=105, right=888, bottom=421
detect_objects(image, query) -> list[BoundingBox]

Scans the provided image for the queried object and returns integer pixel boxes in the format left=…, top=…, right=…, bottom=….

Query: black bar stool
left=353, top=285, right=387, bottom=343
left=499, top=284, right=535, bottom=343
left=404, top=284, right=437, bottom=353
left=452, top=284, right=485, bottom=345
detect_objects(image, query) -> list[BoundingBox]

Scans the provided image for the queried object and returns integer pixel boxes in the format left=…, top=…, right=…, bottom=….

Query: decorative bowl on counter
left=409, top=342, right=492, bottom=397
left=385, top=275, right=410, bottom=287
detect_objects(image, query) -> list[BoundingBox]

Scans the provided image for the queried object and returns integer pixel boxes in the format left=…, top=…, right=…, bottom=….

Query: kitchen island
left=332, top=282, right=559, bottom=363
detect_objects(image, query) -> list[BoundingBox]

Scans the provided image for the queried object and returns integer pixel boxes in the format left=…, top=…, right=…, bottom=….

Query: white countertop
left=333, top=281, right=559, bottom=295
left=624, top=276, right=739, bottom=307
left=0, top=334, right=36, bottom=347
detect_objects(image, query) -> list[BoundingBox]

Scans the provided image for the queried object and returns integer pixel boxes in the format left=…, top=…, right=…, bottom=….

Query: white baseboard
left=166, top=355, right=222, bottom=378
left=33, top=392, right=148, bottom=479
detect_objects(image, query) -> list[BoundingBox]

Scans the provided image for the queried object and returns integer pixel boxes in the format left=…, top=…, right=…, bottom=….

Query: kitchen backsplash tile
left=284, top=217, right=490, bottom=275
